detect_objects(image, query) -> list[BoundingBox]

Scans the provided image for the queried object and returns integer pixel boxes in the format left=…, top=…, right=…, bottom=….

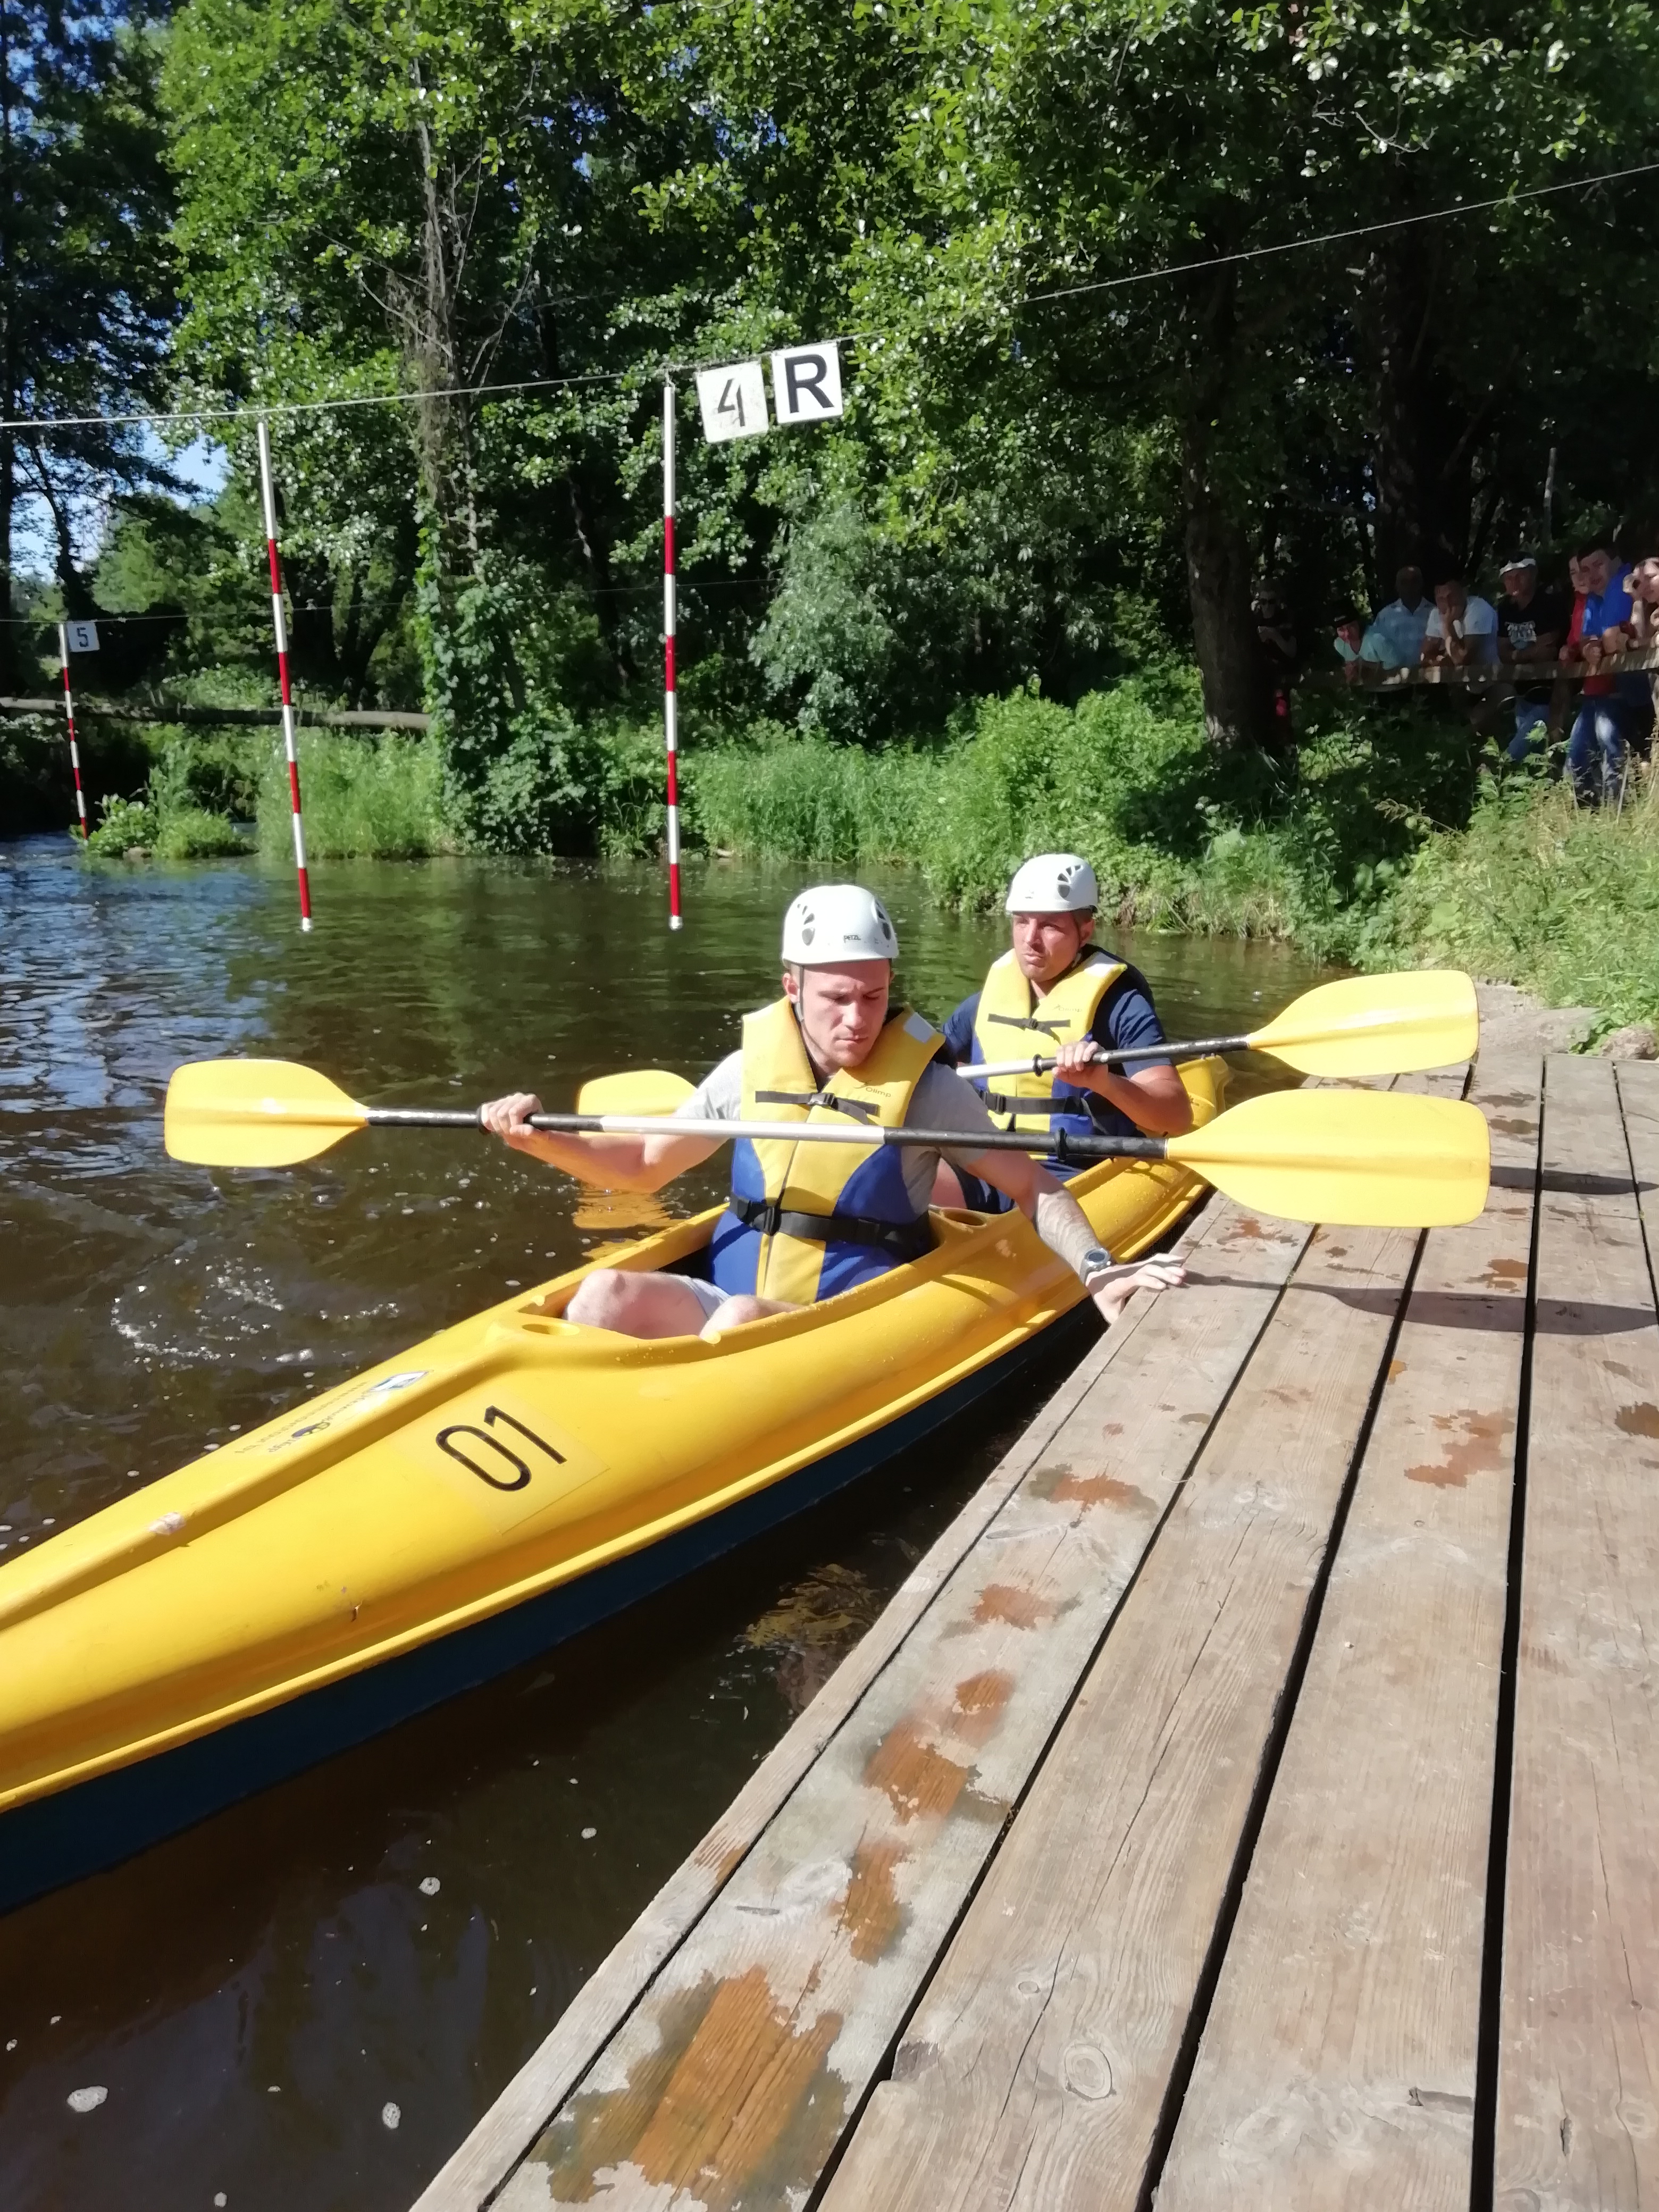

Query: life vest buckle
left=752, top=1088, right=880, bottom=1125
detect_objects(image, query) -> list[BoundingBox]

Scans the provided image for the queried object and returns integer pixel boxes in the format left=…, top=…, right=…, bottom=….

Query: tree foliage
left=9, top=0, right=1659, bottom=826
left=0, top=0, right=174, bottom=686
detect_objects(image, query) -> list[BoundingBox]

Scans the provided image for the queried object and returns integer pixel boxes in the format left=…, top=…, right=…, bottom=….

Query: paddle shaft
left=365, top=1106, right=1166, bottom=1162
left=958, top=1032, right=1255, bottom=1080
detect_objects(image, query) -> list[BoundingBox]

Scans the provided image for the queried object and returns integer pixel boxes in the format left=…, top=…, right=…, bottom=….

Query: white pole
left=663, top=378, right=682, bottom=931
left=256, top=418, right=313, bottom=931
left=57, top=622, right=88, bottom=839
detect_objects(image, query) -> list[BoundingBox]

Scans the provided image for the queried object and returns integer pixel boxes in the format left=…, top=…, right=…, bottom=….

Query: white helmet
left=781, top=883, right=899, bottom=965
left=1004, top=851, right=1098, bottom=915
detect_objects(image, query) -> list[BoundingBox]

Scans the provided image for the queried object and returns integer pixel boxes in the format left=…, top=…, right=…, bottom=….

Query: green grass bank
left=62, top=669, right=1659, bottom=1030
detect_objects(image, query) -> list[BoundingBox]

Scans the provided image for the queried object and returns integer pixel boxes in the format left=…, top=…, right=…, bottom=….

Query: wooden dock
left=413, top=1045, right=1659, bottom=2212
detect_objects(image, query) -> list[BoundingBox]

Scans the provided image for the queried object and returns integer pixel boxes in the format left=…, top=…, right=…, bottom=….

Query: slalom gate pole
left=256, top=418, right=313, bottom=932
left=663, top=377, right=683, bottom=931
left=57, top=623, right=88, bottom=840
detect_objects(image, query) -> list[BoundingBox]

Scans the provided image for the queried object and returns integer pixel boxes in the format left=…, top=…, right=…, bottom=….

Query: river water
left=0, top=839, right=1329, bottom=2210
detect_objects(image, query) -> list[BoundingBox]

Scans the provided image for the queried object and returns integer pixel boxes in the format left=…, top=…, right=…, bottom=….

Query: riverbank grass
left=1378, top=769, right=1659, bottom=1030
left=256, top=731, right=450, bottom=860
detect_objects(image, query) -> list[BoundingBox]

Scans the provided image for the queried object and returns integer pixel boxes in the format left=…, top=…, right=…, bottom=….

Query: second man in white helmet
left=937, top=852, right=1192, bottom=1211
left=480, top=881, right=1181, bottom=1338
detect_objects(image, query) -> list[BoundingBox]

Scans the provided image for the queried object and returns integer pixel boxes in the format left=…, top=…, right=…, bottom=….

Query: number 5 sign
left=695, top=359, right=768, bottom=443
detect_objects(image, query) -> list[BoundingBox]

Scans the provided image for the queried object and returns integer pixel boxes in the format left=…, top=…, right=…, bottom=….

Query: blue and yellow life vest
left=708, top=997, right=942, bottom=1304
left=969, top=948, right=1127, bottom=1150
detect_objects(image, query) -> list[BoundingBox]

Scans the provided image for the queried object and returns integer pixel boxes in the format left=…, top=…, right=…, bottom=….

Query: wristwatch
left=1082, top=1245, right=1114, bottom=1277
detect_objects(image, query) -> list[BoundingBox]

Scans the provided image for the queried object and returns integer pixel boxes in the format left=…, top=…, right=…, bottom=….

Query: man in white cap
left=481, top=882, right=1181, bottom=1338
left=937, top=853, right=1191, bottom=1212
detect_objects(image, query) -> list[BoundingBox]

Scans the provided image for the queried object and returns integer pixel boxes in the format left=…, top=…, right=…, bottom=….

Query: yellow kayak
left=0, top=1060, right=1222, bottom=1908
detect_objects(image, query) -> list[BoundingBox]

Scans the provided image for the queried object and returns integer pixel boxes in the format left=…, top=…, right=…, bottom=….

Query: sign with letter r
left=770, top=342, right=843, bottom=426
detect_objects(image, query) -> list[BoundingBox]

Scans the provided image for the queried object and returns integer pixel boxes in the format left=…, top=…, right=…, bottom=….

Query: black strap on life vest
left=751, top=1089, right=880, bottom=1124
left=727, top=1193, right=934, bottom=1260
left=984, top=1088, right=1068, bottom=1119
left=984, top=1011, right=1067, bottom=1036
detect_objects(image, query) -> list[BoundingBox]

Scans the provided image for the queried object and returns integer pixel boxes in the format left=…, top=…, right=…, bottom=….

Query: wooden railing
left=0, top=696, right=431, bottom=730
left=1305, top=642, right=1659, bottom=692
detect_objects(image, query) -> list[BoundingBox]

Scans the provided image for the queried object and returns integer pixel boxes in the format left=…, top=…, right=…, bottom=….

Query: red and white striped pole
left=56, top=622, right=89, bottom=840
left=256, top=417, right=313, bottom=932
left=663, top=376, right=683, bottom=931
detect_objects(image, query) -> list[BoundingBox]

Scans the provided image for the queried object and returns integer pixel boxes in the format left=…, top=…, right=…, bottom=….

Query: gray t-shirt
left=678, top=1051, right=999, bottom=1213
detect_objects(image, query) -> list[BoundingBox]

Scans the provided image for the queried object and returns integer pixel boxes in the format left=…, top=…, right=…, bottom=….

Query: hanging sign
left=770, top=341, right=843, bottom=425
left=65, top=620, right=100, bottom=653
left=696, top=361, right=768, bottom=444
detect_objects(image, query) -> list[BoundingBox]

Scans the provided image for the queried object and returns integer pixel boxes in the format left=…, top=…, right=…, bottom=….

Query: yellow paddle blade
left=1168, top=1088, right=1489, bottom=1227
left=1248, top=969, right=1477, bottom=1077
left=164, top=1058, right=369, bottom=1167
left=576, top=1069, right=696, bottom=1116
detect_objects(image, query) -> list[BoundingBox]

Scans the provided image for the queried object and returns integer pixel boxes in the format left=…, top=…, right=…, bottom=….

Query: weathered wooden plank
left=1619, top=1057, right=1659, bottom=1273
left=1494, top=1055, right=1659, bottom=2209
left=817, top=1208, right=1425, bottom=2212
left=476, top=1199, right=1311, bottom=2212
left=413, top=1193, right=1304, bottom=2212
left=1154, top=1054, right=1535, bottom=2209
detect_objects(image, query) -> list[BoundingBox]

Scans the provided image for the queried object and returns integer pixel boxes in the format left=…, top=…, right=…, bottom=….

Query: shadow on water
left=0, top=840, right=1330, bottom=2210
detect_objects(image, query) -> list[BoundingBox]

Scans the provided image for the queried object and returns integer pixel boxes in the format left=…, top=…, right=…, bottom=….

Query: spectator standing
left=1495, top=556, right=1568, bottom=761
left=1624, top=552, right=1659, bottom=648
left=1565, top=538, right=1648, bottom=803
left=1421, top=576, right=1500, bottom=667
left=1628, top=554, right=1659, bottom=739
left=1333, top=607, right=1369, bottom=684
left=1253, top=584, right=1297, bottom=749
left=1364, top=564, right=1433, bottom=667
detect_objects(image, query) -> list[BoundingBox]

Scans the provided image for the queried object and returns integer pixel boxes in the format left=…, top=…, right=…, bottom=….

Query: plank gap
left=1469, top=1058, right=1547, bottom=2212
left=1134, top=1216, right=1432, bottom=2212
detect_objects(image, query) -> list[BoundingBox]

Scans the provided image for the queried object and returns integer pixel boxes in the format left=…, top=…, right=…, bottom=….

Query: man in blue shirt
left=1362, top=564, right=1433, bottom=668
left=1568, top=539, right=1652, bottom=805
left=935, top=852, right=1190, bottom=1212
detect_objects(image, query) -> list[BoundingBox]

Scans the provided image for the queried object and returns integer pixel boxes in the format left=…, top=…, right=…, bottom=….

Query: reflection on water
left=0, top=839, right=1331, bottom=2210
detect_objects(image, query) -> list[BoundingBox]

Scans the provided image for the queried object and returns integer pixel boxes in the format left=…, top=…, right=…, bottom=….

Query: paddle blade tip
left=1258, top=969, right=1480, bottom=1078
left=162, top=1058, right=366, bottom=1168
left=576, top=1069, right=695, bottom=1117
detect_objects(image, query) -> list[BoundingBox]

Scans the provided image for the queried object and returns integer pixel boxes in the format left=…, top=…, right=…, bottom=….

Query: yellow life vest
left=969, top=949, right=1127, bottom=1139
left=708, top=996, right=943, bottom=1305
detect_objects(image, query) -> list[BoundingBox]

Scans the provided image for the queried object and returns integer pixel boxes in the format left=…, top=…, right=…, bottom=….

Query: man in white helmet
left=480, top=882, right=1182, bottom=1339
left=938, top=852, right=1192, bottom=1212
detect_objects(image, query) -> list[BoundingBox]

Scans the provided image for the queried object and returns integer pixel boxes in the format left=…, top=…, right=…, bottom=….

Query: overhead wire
left=3, top=155, right=1655, bottom=439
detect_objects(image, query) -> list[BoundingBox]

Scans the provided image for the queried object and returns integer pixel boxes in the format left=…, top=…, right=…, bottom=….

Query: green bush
left=152, top=805, right=248, bottom=858
left=1372, top=771, right=1659, bottom=1028
left=689, top=678, right=1474, bottom=949
left=256, top=730, right=449, bottom=859
left=83, top=794, right=158, bottom=857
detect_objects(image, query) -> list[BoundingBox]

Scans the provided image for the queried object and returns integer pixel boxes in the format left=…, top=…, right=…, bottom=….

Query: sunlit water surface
left=0, top=839, right=1331, bottom=2209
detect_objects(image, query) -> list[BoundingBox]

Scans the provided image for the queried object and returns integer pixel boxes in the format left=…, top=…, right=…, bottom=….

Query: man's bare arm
left=965, top=1151, right=1185, bottom=1324
left=479, top=1092, right=722, bottom=1191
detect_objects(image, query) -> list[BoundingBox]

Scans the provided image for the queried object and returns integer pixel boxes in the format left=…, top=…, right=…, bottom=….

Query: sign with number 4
left=696, top=360, right=768, bottom=444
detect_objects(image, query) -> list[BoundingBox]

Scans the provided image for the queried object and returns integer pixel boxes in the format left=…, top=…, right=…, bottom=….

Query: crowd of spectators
left=1327, top=541, right=1659, bottom=805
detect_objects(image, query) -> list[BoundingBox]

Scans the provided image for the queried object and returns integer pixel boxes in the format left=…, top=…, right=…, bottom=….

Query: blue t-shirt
left=942, top=959, right=1172, bottom=1149
left=1583, top=566, right=1653, bottom=717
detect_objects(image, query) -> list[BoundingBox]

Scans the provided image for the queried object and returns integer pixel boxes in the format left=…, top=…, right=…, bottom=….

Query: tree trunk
left=1182, top=432, right=1269, bottom=751
left=1364, top=239, right=1472, bottom=582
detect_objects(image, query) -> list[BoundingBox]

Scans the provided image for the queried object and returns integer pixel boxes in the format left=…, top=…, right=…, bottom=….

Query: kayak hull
left=0, top=1306, right=1089, bottom=1914
left=0, top=1062, right=1222, bottom=1909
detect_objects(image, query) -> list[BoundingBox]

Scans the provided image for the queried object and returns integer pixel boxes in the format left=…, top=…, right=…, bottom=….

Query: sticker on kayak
left=397, top=1390, right=605, bottom=1534
left=241, top=1369, right=432, bottom=1454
